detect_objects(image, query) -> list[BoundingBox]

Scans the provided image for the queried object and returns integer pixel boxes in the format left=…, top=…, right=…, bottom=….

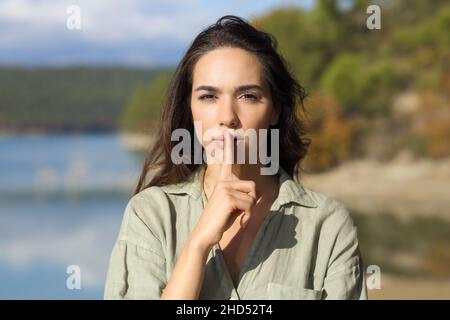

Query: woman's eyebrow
left=235, top=84, right=263, bottom=93
left=194, top=85, right=220, bottom=93
left=194, top=84, right=263, bottom=93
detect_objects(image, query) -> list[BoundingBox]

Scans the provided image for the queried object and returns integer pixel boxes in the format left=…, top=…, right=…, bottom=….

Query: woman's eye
left=240, top=94, right=259, bottom=101
left=199, top=94, right=216, bottom=101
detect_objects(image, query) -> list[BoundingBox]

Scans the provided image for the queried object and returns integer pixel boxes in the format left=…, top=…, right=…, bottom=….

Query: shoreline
left=302, top=155, right=450, bottom=220
left=368, top=274, right=450, bottom=300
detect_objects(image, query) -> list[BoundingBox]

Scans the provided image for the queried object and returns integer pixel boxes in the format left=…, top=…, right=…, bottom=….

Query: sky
left=0, top=0, right=314, bottom=67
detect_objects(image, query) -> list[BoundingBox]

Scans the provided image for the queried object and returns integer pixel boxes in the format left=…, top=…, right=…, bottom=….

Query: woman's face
left=190, top=47, right=278, bottom=163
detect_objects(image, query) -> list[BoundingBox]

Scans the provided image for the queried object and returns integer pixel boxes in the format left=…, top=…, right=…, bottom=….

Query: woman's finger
left=219, top=130, right=233, bottom=181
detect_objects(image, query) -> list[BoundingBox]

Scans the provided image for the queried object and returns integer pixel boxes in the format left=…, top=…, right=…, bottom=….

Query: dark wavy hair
left=133, top=15, right=310, bottom=195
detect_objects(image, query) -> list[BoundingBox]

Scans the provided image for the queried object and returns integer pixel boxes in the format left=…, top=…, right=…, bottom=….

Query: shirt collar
left=160, top=165, right=318, bottom=209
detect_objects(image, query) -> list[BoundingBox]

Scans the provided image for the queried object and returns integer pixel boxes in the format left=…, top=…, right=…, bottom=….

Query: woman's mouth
left=212, top=134, right=243, bottom=149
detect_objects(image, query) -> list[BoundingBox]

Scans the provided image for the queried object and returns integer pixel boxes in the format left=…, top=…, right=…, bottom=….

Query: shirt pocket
left=266, top=282, right=323, bottom=300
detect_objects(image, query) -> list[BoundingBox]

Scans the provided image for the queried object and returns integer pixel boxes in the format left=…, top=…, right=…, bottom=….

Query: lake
left=0, top=133, right=142, bottom=299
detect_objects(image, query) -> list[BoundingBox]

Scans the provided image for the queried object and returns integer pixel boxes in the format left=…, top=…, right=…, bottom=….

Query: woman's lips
left=212, top=134, right=243, bottom=141
left=212, top=134, right=243, bottom=149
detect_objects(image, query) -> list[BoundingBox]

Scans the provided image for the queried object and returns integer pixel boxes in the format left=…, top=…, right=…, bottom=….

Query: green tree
left=121, top=73, right=172, bottom=133
left=321, top=53, right=402, bottom=117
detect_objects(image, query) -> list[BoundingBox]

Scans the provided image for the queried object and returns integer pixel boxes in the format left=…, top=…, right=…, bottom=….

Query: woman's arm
left=160, top=176, right=256, bottom=299
left=160, top=235, right=211, bottom=299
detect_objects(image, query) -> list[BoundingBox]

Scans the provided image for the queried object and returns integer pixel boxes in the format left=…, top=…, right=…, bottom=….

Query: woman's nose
left=218, top=98, right=239, bottom=128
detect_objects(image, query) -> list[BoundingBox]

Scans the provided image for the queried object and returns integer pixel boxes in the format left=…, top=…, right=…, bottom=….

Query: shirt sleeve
left=104, top=192, right=167, bottom=299
left=322, top=202, right=368, bottom=300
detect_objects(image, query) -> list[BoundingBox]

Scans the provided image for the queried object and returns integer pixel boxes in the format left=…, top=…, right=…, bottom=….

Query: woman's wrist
left=187, top=231, right=214, bottom=254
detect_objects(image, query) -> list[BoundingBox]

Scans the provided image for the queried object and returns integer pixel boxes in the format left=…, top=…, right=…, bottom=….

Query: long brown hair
left=133, top=15, right=310, bottom=195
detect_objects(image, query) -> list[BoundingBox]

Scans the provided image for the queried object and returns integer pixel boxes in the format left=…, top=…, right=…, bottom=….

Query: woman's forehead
left=192, top=47, right=265, bottom=89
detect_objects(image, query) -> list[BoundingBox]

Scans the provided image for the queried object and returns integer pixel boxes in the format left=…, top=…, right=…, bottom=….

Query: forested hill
left=0, top=67, right=169, bottom=133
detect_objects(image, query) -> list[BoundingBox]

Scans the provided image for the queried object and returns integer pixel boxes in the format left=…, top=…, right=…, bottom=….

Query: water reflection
left=0, top=134, right=140, bottom=299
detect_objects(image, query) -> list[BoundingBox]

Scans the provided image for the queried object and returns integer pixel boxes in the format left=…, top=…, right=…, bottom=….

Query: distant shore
left=302, top=154, right=450, bottom=221
left=368, top=274, right=450, bottom=300
left=118, top=132, right=154, bottom=152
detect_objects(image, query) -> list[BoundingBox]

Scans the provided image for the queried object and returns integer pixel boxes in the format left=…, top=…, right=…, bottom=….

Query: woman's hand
left=190, top=130, right=257, bottom=252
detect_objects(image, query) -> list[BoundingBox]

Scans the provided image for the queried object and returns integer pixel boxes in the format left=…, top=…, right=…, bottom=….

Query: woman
left=104, top=15, right=367, bottom=300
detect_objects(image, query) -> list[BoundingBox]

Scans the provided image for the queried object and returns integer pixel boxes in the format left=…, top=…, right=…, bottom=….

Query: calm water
left=0, top=133, right=143, bottom=299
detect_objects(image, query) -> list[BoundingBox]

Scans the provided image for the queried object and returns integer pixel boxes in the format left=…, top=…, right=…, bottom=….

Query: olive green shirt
left=104, top=166, right=367, bottom=300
